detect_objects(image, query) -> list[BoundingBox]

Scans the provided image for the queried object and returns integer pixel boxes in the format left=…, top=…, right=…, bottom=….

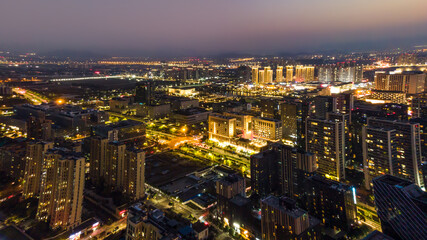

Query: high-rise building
left=89, top=136, right=108, bottom=185
left=319, top=65, right=363, bottom=83
left=374, top=71, right=426, bottom=94
left=313, top=96, right=337, bottom=120
left=261, top=196, right=320, bottom=240
left=36, top=149, right=85, bottom=229
left=276, top=66, right=283, bottom=82
left=264, top=67, right=273, bottom=84
left=258, top=69, right=265, bottom=84
left=271, top=144, right=317, bottom=198
left=208, top=114, right=236, bottom=143
left=367, top=118, right=424, bottom=188
left=305, top=66, right=315, bottom=82
left=135, top=81, right=152, bottom=105
left=123, top=148, right=145, bottom=200
left=304, top=175, right=357, bottom=231
left=106, top=141, right=126, bottom=189
left=223, top=112, right=252, bottom=138
left=252, top=67, right=259, bottom=84
left=260, top=98, right=278, bottom=119
left=306, top=117, right=346, bottom=181
left=286, top=66, right=293, bottom=83
left=250, top=149, right=280, bottom=197
left=318, top=66, right=333, bottom=82
left=90, top=138, right=145, bottom=200
left=362, top=126, right=397, bottom=189
left=280, top=98, right=312, bottom=148
left=23, top=141, right=54, bottom=199
left=250, top=144, right=316, bottom=198
left=295, top=65, right=314, bottom=82
left=373, top=175, right=427, bottom=240
left=295, top=65, right=304, bottom=82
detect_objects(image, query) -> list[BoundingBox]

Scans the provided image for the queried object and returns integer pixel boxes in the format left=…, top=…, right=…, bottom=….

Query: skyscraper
left=373, top=175, right=427, bottom=240
left=23, top=141, right=54, bottom=199
left=276, top=66, right=283, bottom=82
left=286, top=66, right=293, bottom=83
left=252, top=67, right=259, bottom=84
left=36, top=149, right=85, bottom=229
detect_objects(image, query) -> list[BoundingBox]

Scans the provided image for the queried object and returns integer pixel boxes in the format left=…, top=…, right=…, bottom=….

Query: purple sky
left=1, top=0, right=427, bottom=56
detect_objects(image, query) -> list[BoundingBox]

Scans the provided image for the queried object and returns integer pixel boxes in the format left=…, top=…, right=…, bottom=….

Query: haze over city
left=1, top=0, right=427, bottom=56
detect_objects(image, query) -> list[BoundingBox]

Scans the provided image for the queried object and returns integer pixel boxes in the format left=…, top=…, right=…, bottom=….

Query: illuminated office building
left=306, top=117, right=346, bottom=181
left=23, top=141, right=54, bottom=199
left=36, top=149, right=85, bottom=229
left=276, top=66, right=283, bottom=82
left=286, top=66, right=293, bottom=83
left=373, top=175, right=427, bottom=240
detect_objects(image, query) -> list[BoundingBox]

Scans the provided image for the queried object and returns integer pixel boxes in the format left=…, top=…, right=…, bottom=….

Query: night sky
left=1, top=0, right=426, bottom=56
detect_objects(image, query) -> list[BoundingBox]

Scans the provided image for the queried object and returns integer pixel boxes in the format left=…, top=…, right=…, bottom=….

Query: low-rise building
left=172, top=107, right=210, bottom=125
left=252, top=117, right=282, bottom=141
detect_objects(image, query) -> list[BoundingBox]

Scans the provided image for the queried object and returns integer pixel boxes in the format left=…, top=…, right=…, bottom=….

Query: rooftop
left=262, top=195, right=307, bottom=219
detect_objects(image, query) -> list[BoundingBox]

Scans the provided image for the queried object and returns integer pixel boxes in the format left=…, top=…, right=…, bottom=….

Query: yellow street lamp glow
left=56, top=99, right=65, bottom=104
